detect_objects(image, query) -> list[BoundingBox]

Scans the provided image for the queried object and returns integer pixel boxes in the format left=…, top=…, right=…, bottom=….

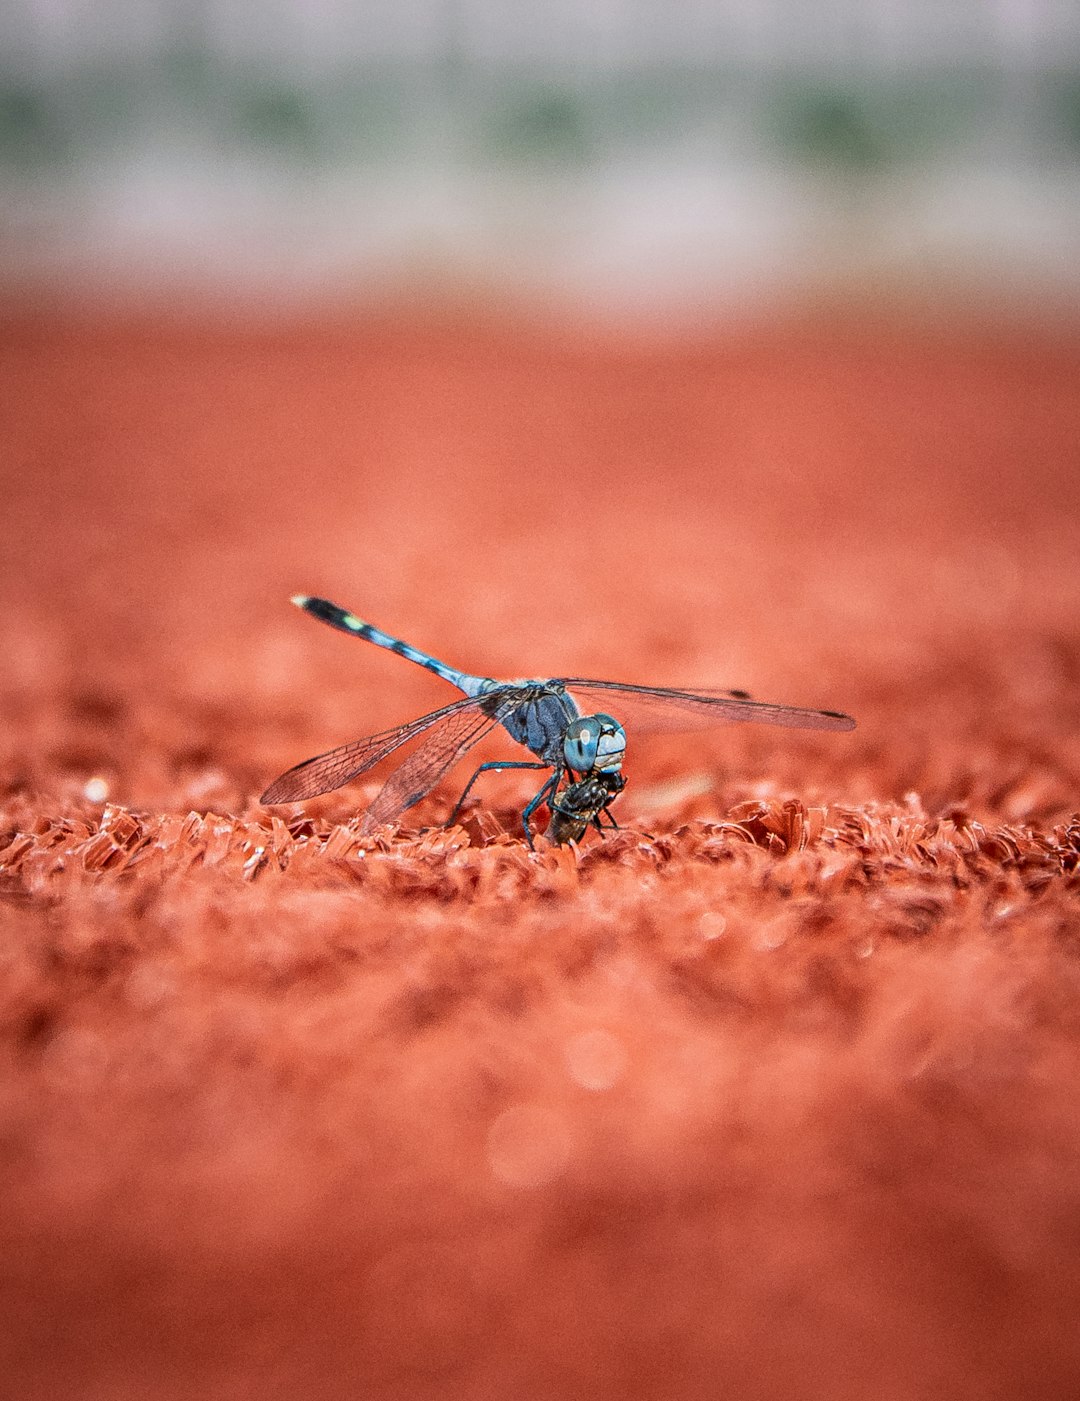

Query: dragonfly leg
left=593, top=805, right=621, bottom=836
left=447, top=760, right=548, bottom=828
left=522, top=770, right=561, bottom=849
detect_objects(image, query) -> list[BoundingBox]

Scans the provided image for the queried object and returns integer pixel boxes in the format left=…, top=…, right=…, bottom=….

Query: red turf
left=1, top=308, right=1080, bottom=1399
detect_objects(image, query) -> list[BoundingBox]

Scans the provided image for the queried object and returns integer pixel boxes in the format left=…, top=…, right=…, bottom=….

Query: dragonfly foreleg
left=447, top=759, right=548, bottom=829
left=522, top=770, right=562, bottom=850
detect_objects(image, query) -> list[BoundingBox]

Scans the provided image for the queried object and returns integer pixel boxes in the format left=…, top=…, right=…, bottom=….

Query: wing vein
left=557, top=679, right=855, bottom=733
left=260, top=694, right=493, bottom=804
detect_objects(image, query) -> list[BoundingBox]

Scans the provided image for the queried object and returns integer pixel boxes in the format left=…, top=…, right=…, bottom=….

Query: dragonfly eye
left=564, top=713, right=626, bottom=775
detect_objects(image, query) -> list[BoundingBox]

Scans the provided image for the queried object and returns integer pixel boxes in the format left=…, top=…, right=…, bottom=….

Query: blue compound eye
left=564, top=714, right=626, bottom=774
left=564, top=718, right=600, bottom=773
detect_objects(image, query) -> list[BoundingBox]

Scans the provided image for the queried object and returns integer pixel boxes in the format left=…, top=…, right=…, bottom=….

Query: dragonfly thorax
left=482, top=682, right=581, bottom=766
left=562, top=713, right=626, bottom=776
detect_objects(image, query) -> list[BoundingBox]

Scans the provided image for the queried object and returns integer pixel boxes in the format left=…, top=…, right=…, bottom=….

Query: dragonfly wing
left=558, top=679, right=856, bottom=734
left=359, top=699, right=520, bottom=832
left=260, top=694, right=494, bottom=804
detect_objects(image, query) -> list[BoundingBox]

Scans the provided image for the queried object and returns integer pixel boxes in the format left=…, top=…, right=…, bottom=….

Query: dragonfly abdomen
left=293, top=595, right=489, bottom=696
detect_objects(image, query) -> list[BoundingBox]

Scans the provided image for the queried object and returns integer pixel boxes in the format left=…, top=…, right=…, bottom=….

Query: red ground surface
left=2, top=307, right=1080, bottom=1399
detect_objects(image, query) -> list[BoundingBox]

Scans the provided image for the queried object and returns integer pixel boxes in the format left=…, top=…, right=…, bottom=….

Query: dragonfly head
left=563, top=713, right=626, bottom=776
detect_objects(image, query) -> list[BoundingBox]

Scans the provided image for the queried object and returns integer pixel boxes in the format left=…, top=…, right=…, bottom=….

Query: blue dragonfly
left=261, top=596, right=855, bottom=845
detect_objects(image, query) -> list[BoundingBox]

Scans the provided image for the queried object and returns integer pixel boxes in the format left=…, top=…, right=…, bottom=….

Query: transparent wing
left=557, top=679, right=856, bottom=734
left=359, top=704, right=508, bottom=832
left=260, top=693, right=496, bottom=804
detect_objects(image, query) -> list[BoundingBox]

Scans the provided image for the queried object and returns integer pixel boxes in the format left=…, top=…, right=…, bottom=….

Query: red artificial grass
left=2, top=307, right=1080, bottom=1400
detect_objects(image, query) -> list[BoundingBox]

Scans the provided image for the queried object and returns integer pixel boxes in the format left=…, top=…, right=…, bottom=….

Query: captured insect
left=544, top=770, right=627, bottom=846
left=261, top=596, right=856, bottom=846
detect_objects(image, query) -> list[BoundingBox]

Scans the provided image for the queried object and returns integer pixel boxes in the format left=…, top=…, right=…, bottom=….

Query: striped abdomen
left=293, top=595, right=489, bottom=696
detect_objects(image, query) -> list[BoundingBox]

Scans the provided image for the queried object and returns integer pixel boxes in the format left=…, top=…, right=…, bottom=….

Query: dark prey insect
left=261, top=596, right=856, bottom=846
left=544, top=769, right=627, bottom=846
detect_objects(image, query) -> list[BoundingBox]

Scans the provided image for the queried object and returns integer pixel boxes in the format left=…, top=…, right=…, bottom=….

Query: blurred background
left=2, top=0, right=1080, bottom=314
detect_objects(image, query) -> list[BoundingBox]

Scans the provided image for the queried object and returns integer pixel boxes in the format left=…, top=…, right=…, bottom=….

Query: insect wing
left=359, top=703, right=508, bottom=832
left=558, top=679, right=855, bottom=734
left=260, top=694, right=495, bottom=804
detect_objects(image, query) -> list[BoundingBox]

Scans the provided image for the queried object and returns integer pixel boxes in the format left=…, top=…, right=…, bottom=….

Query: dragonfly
left=261, top=595, right=856, bottom=846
